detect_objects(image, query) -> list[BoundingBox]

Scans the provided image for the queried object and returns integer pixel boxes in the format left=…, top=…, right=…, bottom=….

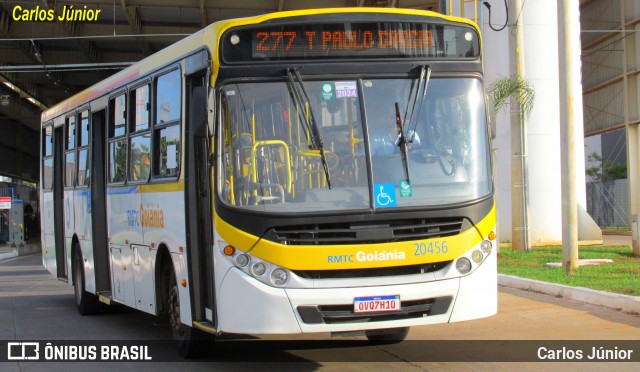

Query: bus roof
left=41, top=7, right=479, bottom=124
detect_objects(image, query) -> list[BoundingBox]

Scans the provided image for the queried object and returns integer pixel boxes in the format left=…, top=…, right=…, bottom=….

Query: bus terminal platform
left=0, top=241, right=41, bottom=261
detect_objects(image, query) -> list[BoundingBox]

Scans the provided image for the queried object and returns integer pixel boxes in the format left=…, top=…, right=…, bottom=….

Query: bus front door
left=185, top=73, right=215, bottom=325
left=90, top=110, right=111, bottom=294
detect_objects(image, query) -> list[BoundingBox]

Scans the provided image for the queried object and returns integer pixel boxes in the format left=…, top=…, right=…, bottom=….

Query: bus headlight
left=220, top=242, right=297, bottom=288
left=480, top=240, right=492, bottom=254
left=235, top=254, right=250, bottom=267
left=471, top=250, right=483, bottom=263
left=455, top=257, right=472, bottom=274
left=251, top=262, right=267, bottom=276
left=270, top=268, right=288, bottom=286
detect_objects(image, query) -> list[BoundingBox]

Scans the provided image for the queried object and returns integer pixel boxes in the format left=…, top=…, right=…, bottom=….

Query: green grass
left=497, top=245, right=640, bottom=296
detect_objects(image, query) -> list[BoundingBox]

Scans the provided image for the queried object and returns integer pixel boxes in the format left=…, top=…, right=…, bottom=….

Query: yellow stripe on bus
left=215, top=204, right=495, bottom=270
left=139, top=180, right=185, bottom=193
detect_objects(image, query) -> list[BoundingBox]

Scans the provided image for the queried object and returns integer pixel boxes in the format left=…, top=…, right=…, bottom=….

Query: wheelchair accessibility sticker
left=374, top=184, right=397, bottom=208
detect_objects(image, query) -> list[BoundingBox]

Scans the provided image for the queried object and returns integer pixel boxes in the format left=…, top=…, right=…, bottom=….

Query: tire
left=365, top=327, right=410, bottom=344
left=72, top=244, right=101, bottom=315
left=167, top=267, right=212, bottom=358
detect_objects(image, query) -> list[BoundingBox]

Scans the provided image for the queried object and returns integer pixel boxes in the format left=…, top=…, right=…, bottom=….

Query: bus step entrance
left=192, top=321, right=217, bottom=335
left=97, top=291, right=112, bottom=305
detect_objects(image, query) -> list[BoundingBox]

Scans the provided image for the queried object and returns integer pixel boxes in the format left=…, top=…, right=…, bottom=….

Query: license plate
left=354, top=295, right=400, bottom=313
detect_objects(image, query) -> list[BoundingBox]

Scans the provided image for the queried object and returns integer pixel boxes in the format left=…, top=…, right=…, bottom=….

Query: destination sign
left=222, top=22, right=479, bottom=62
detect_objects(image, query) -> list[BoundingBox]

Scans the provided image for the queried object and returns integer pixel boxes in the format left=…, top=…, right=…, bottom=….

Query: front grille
left=293, top=261, right=451, bottom=279
left=267, top=217, right=464, bottom=245
left=297, top=296, right=453, bottom=324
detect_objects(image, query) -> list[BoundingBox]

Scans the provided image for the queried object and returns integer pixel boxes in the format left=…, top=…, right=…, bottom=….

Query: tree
left=488, top=75, right=536, bottom=252
left=586, top=152, right=627, bottom=182
left=488, top=75, right=535, bottom=117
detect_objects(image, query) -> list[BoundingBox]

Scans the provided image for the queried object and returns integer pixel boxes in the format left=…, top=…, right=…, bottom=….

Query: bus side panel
left=449, top=251, right=498, bottom=322
left=41, top=190, right=56, bottom=277
left=74, top=188, right=95, bottom=293
left=107, top=186, right=143, bottom=307
left=110, top=243, right=135, bottom=304
left=107, top=186, right=144, bottom=246
left=131, top=244, right=156, bottom=314
left=171, top=251, right=193, bottom=327
left=142, top=189, right=188, bottom=317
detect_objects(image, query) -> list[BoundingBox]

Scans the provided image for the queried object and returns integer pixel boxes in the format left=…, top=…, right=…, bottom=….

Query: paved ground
left=602, top=231, right=633, bottom=246
left=0, top=253, right=638, bottom=371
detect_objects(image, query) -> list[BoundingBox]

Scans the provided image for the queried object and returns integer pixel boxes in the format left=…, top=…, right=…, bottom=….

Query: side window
left=42, top=126, right=53, bottom=190
left=79, top=110, right=89, bottom=147
left=65, top=115, right=76, bottom=187
left=131, top=84, right=150, bottom=132
left=109, top=139, right=127, bottom=183
left=66, top=116, right=76, bottom=150
left=153, top=69, right=181, bottom=178
left=129, top=133, right=151, bottom=182
left=77, top=110, right=90, bottom=187
left=156, top=70, right=181, bottom=124
left=129, top=84, right=151, bottom=183
left=43, top=126, right=53, bottom=157
left=154, top=125, right=180, bottom=177
left=65, top=152, right=76, bottom=187
left=77, top=149, right=89, bottom=186
left=109, top=94, right=127, bottom=183
left=110, top=94, right=126, bottom=138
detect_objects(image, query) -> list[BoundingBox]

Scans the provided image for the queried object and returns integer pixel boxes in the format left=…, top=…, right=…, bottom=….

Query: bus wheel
left=167, top=269, right=210, bottom=358
left=72, top=245, right=101, bottom=315
left=365, top=327, right=410, bottom=344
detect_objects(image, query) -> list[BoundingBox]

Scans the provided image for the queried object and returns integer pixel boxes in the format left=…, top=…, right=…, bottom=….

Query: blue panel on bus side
left=107, top=186, right=139, bottom=195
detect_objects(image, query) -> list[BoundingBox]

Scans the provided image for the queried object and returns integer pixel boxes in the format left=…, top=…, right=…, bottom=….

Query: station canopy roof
left=0, top=0, right=439, bottom=133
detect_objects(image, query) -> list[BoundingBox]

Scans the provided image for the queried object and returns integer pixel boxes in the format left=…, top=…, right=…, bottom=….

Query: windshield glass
left=364, top=78, right=491, bottom=207
left=218, top=77, right=491, bottom=213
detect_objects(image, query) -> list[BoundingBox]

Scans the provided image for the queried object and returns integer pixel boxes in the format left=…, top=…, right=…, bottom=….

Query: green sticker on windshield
left=399, top=179, right=412, bottom=197
left=321, top=82, right=335, bottom=101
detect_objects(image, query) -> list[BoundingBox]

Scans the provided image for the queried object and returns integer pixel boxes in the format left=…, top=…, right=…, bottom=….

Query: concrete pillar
left=624, top=0, right=640, bottom=235
left=483, top=0, right=601, bottom=245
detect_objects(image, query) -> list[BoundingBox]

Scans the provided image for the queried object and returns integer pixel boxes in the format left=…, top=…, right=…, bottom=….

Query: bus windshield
left=218, top=77, right=491, bottom=212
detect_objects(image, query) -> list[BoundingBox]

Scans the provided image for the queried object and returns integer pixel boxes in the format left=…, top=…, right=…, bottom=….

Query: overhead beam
left=0, top=8, right=49, bottom=111
left=0, top=81, right=42, bottom=131
left=120, top=0, right=153, bottom=56
left=40, top=0, right=101, bottom=63
left=582, top=16, right=640, bottom=51
left=0, top=6, right=10, bottom=34
left=200, top=0, right=207, bottom=27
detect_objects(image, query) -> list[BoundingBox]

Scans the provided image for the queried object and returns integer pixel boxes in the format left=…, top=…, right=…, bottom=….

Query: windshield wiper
left=404, top=65, right=431, bottom=143
left=395, top=102, right=411, bottom=184
left=286, top=68, right=332, bottom=189
left=394, top=65, right=431, bottom=185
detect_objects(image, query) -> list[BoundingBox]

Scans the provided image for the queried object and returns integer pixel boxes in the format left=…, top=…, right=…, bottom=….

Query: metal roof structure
left=0, top=1, right=439, bottom=131
left=0, top=1, right=440, bottom=182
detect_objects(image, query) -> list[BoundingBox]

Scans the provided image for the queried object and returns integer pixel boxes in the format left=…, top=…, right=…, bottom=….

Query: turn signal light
left=223, top=245, right=235, bottom=256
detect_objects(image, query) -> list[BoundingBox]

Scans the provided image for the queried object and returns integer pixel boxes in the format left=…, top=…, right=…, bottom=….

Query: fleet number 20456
left=413, top=241, right=448, bottom=256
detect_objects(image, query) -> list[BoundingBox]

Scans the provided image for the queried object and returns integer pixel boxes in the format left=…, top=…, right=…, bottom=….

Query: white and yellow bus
left=40, top=7, right=497, bottom=357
